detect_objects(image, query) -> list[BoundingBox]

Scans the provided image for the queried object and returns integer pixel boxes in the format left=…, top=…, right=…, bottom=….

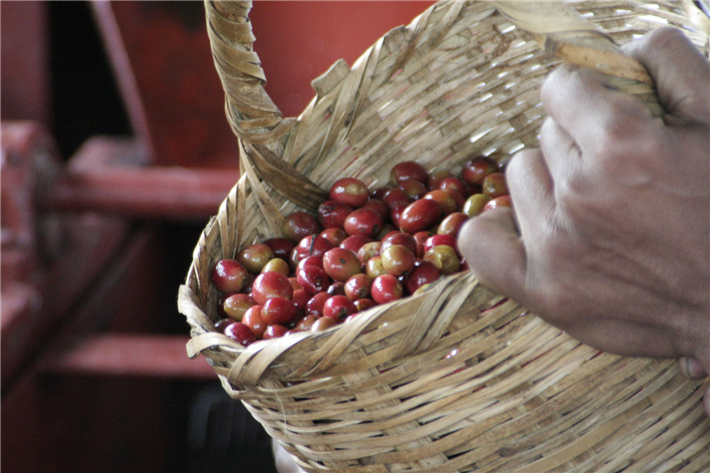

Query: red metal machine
left=1, top=2, right=433, bottom=472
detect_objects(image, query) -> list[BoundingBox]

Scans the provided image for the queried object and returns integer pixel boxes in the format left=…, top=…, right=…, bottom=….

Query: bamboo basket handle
left=205, top=0, right=328, bottom=211
left=205, top=0, right=290, bottom=145
left=494, top=1, right=665, bottom=117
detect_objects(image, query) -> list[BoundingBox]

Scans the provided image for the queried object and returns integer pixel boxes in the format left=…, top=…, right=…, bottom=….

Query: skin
left=273, top=439, right=306, bottom=473
left=459, top=27, right=710, bottom=416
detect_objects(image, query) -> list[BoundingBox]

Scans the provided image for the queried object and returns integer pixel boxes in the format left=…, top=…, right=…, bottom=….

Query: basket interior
left=180, top=1, right=710, bottom=471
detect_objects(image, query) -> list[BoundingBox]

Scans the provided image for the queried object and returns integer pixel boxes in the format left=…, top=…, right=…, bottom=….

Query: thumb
left=622, top=27, right=710, bottom=124
left=458, top=208, right=527, bottom=303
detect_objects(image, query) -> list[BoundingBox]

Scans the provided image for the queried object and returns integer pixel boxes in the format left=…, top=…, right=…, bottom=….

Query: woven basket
left=179, top=1, right=710, bottom=471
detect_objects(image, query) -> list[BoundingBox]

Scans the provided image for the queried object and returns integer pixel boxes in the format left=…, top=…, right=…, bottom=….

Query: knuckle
left=540, top=64, right=575, bottom=106
left=504, top=149, right=536, bottom=187
left=555, top=176, right=591, bottom=216
left=643, top=26, right=686, bottom=52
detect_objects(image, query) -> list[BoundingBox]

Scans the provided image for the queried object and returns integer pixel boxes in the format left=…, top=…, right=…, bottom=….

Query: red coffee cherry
left=330, top=178, right=370, bottom=208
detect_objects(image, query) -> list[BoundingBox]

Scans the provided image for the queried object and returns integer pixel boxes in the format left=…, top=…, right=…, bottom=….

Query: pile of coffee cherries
left=209, top=156, right=510, bottom=346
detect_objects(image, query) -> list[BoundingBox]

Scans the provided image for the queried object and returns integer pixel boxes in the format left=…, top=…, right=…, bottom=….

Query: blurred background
left=1, top=2, right=433, bottom=472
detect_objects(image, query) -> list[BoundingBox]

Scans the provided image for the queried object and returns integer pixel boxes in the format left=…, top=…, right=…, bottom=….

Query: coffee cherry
left=340, top=234, right=374, bottom=254
left=481, top=172, right=508, bottom=198
left=427, top=169, right=454, bottom=191
left=365, top=255, right=387, bottom=279
left=344, top=273, right=373, bottom=300
left=210, top=259, right=248, bottom=293
left=294, top=314, right=320, bottom=331
left=438, top=177, right=467, bottom=195
left=441, top=187, right=466, bottom=210
left=437, top=212, right=468, bottom=237
left=375, top=223, right=396, bottom=240
left=353, top=298, right=377, bottom=312
left=423, top=190, right=457, bottom=215
left=252, top=271, right=293, bottom=305
left=320, top=227, right=348, bottom=247
left=399, top=199, right=443, bottom=234
left=263, top=237, right=296, bottom=260
left=382, top=187, right=411, bottom=210
left=261, top=297, right=298, bottom=325
left=330, top=178, right=369, bottom=208
left=327, top=281, right=346, bottom=296
left=390, top=161, right=429, bottom=186
left=323, top=295, right=356, bottom=321
left=371, top=274, right=403, bottom=304
left=294, top=234, right=334, bottom=260
left=463, top=193, right=491, bottom=217
left=263, top=324, right=289, bottom=339
left=214, top=317, right=233, bottom=333
left=423, top=245, right=461, bottom=275
left=381, top=244, right=416, bottom=277
left=224, top=322, right=256, bottom=346
left=424, top=234, right=458, bottom=254
left=292, top=289, right=310, bottom=314
left=323, top=247, right=362, bottom=282
left=311, top=316, right=338, bottom=332
left=405, top=260, right=441, bottom=294
left=305, top=292, right=330, bottom=317
left=483, top=195, right=513, bottom=211
left=237, top=243, right=275, bottom=274
left=380, top=231, right=417, bottom=255
left=344, top=208, right=383, bottom=238
left=282, top=211, right=322, bottom=243
left=357, top=241, right=382, bottom=266
left=370, top=186, right=390, bottom=201
left=318, top=200, right=354, bottom=229
left=399, top=179, right=428, bottom=200
left=389, top=202, right=408, bottom=229
left=223, top=293, right=257, bottom=321
left=242, top=305, right=267, bottom=338
left=296, top=265, right=331, bottom=295
left=261, top=258, right=290, bottom=276
left=412, top=231, right=432, bottom=258
left=462, top=156, right=499, bottom=185
left=360, top=199, right=389, bottom=222
left=297, top=254, right=324, bottom=270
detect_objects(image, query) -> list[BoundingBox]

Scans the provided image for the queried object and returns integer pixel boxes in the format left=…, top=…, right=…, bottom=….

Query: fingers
left=538, top=117, right=583, bottom=189
left=541, top=64, right=652, bottom=156
left=677, top=358, right=709, bottom=417
left=505, top=148, right=556, bottom=239
left=459, top=148, right=556, bottom=306
left=622, top=27, right=710, bottom=124
left=678, top=357, right=708, bottom=379
left=458, top=207, right=528, bottom=303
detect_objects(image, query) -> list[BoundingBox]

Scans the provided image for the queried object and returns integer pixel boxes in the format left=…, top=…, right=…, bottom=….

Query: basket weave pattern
left=179, top=1, right=710, bottom=471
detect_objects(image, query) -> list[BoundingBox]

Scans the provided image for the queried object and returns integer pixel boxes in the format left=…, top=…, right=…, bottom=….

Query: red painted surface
left=0, top=2, right=50, bottom=123
left=40, top=334, right=215, bottom=380
left=250, top=1, right=435, bottom=118
left=41, top=138, right=240, bottom=222
left=105, top=1, right=240, bottom=168
left=101, top=1, right=434, bottom=167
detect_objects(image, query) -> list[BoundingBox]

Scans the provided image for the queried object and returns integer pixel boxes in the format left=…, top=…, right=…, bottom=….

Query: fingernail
left=679, top=357, right=707, bottom=379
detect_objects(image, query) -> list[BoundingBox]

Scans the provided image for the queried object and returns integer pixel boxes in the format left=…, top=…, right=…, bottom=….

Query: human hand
left=458, top=27, right=710, bottom=415
left=273, top=439, right=307, bottom=473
